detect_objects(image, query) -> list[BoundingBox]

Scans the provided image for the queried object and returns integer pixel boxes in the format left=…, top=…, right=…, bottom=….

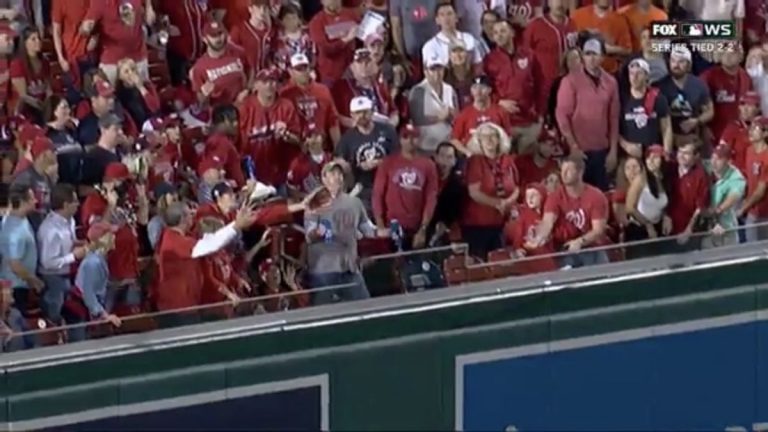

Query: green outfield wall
left=2, top=255, right=768, bottom=430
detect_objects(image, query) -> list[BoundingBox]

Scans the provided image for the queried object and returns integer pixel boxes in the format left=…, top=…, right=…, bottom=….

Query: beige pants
left=100, top=59, right=150, bottom=85
left=511, top=121, right=543, bottom=155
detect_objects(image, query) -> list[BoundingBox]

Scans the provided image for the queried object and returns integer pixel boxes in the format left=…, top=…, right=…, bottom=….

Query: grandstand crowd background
left=0, top=0, right=765, bottom=349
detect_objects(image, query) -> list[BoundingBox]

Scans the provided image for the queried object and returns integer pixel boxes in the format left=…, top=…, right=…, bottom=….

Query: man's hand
left=59, top=58, right=70, bottom=73
left=498, top=100, right=520, bottom=114
left=234, top=205, right=257, bottom=231
left=105, top=313, right=122, bottom=327
left=80, top=20, right=95, bottom=35
left=605, top=146, right=618, bottom=172
left=413, top=228, right=427, bottom=249
left=201, top=81, right=215, bottom=98
left=679, top=118, right=699, bottom=133
left=662, top=216, right=673, bottom=236
left=145, top=6, right=157, bottom=25
left=621, top=141, right=643, bottom=158
left=646, top=224, right=658, bottom=239
left=342, top=25, right=358, bottom=43
left=73, top=246, right=88, bottom=260
left=564, top=238, right=583, bottom=252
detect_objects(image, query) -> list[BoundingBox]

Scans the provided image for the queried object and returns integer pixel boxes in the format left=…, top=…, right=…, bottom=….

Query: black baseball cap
left=471, top=75, right=491, bottom=87
left=211, top=182, right=234, bottom=200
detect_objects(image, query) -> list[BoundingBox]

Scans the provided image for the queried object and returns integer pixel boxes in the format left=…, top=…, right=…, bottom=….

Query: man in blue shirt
left=0, top=183, right=43, bottom=317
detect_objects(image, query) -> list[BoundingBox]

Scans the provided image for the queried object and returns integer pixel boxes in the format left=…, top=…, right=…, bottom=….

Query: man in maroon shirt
left=528, top=154, right=610, bottom=268
left=190, top=20, right=248, bottom=108
left=483, top=20, right=542, bottom=154
left=372, top=124, right=439, bottom=249
left=308, top=0, right=359, bottom=85
left=666, top=140, right=711, bottom=249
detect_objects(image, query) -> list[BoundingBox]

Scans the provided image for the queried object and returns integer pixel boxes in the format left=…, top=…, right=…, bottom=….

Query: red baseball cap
left=30, top=136, right=54, bottom=159
left=713, top=143, right=734, bottom=160
left=741, top=91, right=761, bottom=106
left=17, top=123, right=45, bottom=147
left=197, top=157, right=224, bottom=176
left=646, top=144, right=665, bottom=157
left=95, top=80, right=115, bottom=98
left=753, top=116, right=768, bottom=129
left=103, top=162, right=130, bottom=181
left=525, top=183, right=547, bottom=199
left=255, top=67, right=280, bottom=82
left=87, top=222, right=117, bottom=242
left=0, top=24, right=16, bottom=39
left=203, top=20, right=226, bottom=38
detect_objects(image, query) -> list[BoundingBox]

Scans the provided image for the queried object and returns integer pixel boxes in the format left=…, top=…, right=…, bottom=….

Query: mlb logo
left=683, top=23, right=704, bottom=36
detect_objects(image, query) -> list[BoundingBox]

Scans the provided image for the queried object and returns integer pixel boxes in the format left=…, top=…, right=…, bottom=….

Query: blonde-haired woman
left=115, top=58, right=161, bottom=126
left=461, top=122, right=519, bottom=258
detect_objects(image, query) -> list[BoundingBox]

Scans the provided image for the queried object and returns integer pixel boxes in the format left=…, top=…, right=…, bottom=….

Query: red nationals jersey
left=544, top=184, right=609, bottom=241
left=85, top=0, right=147, bottom=64
left=239, top=95, right=302, bottom=186
left=720, top=120, right=752, bottom=174
left=157, top=0, right=208, bottom=60
left=279, top=81, right=339, bottom=138
left=286, top=152, right=332, bottom=195
left=81, top=193, right=139, bottom=280
left=452, top=103, right=512, bottom=143
left=483, top=47, right=541, bottom=124
left=523, top=15, right=577, bottom=111
left=332, top=77, right=395, bottom=119
left=190, top=47, right=247, bottom=107
left=274, top=29, right=317, bottom=74
left=701, top=66, right=752, bottom=142
left=230, top=20, right=276, bottom=73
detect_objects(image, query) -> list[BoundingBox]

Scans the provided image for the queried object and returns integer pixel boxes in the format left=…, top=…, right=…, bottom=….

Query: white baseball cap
left=290, top=53, right=310, bottom=68
left=582, top=38, right=603, bottom=55
left=670, top=45, right=692, bottom=62
left=629, top=58, right=650, bottom=74
left=349, top=96, right=374, bottom=113
left=424, top=54, right=447, bottom=69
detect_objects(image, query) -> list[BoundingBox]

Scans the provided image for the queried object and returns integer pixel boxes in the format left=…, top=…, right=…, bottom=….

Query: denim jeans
left=559, top=250, right=610, bottom=269
left=744, top=214, right=768, bottom=243
left=584, top=149, right=610, bottom=191
left=106, top=280, right=142, bottom=312
left=308, top=272, right=370, bottom=306
left=41, top=274, right=71, bottom=323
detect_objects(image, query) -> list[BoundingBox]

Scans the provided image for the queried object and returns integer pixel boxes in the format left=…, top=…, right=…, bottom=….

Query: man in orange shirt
left=570, top=0, right=632, bottom=74
left=51, top=0, right=95, bottom=84
left=619, top=0, right=668, bottom=52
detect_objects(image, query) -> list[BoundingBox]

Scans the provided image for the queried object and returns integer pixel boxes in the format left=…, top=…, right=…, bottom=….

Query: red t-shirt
left=667, top=162, right=711, bottom=234
left=745, top=145, right=768, bottom=217
left=701, top=66, right=752, bottom=141
left=307, top=8, right=359, bottom=83
left=452, top=103, right=512, bottom=144
left=203, top=132, right=246, bottom=187
left=280, top=81, right=339, bottom=140
left=80, top=193, right=139, bottom=280
left=544, top=184, right=609, bottom=242
left=372, top=153, right=440, bottom=230
left=155, top=228, right=202, bottom=311
left=720, top=120, right=752, bottom=175
left=516, top=153, right=558, bottom=186
left=9, top=57, right=49, bottom=110
left=229, top=20, right=276, bottom=73
left=286, top=152, right=332, bottom=195
left=462, top=154, right=519, bottom=227
left=85, top=0, right=147, bottom=64
left=238, top=95, right=302, bottom=186
left=52, top=0, right=90, bottom=61
left=190, top=48, right=248, bottom=107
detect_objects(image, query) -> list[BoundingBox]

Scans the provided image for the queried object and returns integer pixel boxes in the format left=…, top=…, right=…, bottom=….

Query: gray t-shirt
left=390, top=0, right=439, bottom=58
left=0, top=214, right=37, bottom=289
left=335, top=123, right=400, bottom=207
left=656, top=74, right=711, bottom=135
left=304, top=194, right=376, bottom=274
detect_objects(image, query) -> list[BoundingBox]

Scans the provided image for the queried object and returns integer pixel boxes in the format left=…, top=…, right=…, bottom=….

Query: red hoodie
left=372, top=153, right=440, bottom=231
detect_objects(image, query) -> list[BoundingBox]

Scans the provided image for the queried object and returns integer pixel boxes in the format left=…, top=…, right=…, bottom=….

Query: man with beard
left=451, top=75, right=511, bottom=155
left=484, top=20, right=542, bottom=154
left=556, top=38, right=619, bottom=191
left=308, top=0, right=359, bottom=85
left=280, top=53, right=340, bottom=148
left=528, top=155, right=610, bottom=268
left=80, top=0, right=152, bottom=84
left=523, top=0, right=578, bottom=113
left=619, top=58, right=673, bottom=156
left=333, top=48, right=398, bottom=130
left=230, top=0, right=276, bottom=73
left=336, top=96, right=400, bottom=211
left=190, top=20, right=248, bottom=108
left=701, top=47, right=752, bottom=142
left=239, top=68, right=302, bottom=189
left=656, top=45, right=714, bottom=153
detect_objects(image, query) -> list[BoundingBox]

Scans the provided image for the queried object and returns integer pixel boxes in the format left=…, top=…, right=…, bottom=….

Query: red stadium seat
left=487, top=248, right=518, bottom=279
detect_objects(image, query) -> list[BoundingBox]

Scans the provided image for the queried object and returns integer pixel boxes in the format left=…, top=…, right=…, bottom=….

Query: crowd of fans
left=0, top=0, right=765, bottom=350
